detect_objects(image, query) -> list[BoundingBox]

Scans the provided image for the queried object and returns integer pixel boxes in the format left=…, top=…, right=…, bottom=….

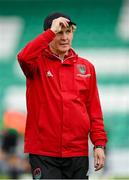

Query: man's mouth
left=60, top=43, right=69, bottom=45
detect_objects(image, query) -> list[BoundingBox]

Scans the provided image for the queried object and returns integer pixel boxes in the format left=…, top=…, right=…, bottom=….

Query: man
left=17, top=12, right=108, bottom=179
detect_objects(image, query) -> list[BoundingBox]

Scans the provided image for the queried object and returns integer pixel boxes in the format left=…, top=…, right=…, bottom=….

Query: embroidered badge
left=33, top=167, right=41, bottom=180
left=77, top=64, right=86, bottom=75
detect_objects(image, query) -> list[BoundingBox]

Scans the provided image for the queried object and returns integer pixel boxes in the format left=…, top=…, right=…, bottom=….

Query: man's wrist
left=50, top=28, right=56, bottom=33
left=93, top=145, right=106, bottom=151
left=50, top=27, right=59, bottom=34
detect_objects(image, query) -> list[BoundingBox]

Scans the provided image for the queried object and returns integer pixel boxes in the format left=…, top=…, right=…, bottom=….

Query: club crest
left=33, top=168, right=41, bottom=180
left=77, top=64, right=86, bottom=74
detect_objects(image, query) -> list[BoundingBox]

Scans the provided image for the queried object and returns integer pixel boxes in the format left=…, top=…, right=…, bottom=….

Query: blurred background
left=0, top=0, right=129, bottom=179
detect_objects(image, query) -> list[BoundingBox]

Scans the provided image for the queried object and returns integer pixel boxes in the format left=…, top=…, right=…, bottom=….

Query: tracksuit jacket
left=17, top=29, right=108, bottom=157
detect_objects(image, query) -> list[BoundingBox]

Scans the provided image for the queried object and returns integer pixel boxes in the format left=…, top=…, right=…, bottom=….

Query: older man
left=17, top=12, right=108, bottom=179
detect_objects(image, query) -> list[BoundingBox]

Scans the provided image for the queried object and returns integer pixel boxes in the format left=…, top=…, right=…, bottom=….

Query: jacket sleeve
left=87, top=64, right=108, bottom=147
left=17, top=29, right=55, bottom=78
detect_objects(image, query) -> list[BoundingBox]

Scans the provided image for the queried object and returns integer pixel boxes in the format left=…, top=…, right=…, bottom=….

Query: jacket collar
left=43, top=47, right=78, bottom=65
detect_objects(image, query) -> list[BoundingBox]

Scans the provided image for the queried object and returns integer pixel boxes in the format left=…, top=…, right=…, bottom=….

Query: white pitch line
left=76, top=48, right=129, bottom=75
left=99, top=85, right=129, bottom=113
left=0, top=16, right=24, bottom=60
left=116, top=0, right=129, bottom=40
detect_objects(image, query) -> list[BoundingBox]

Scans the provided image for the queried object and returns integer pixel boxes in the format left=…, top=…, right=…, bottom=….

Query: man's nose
left=61, top=32, right=68, bottom=40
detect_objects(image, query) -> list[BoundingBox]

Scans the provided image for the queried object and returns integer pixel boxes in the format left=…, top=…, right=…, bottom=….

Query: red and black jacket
left=17, top=29, right=108, bottom=157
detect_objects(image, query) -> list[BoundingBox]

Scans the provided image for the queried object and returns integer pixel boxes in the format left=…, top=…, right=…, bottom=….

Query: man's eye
left=58, top=31, right=63, bottom=35
left=66, top=30, right=71, bottom=33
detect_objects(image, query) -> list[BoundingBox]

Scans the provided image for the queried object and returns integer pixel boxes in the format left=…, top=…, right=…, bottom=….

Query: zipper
left=47, top=50, right=75, bottom=64
left=52, top=53, right=75, bottom=63
left=60, top=92, right=64, bottom=157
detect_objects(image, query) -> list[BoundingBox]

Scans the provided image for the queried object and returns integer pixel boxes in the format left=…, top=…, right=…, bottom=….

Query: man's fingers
left=94, top=148, right=105, bottom=171
left=50, top=17, right=70, bottom=33
left=60, top=17, right=70, bottom=23
left=94, top=155, right=104, bottom=171
left=95, top=163, right=104, bottom=171
left=60, top=21, right=68, bottom=28
left=94, top=154, right=98, bottom=168
left=59, top=17, right=70, bottom=27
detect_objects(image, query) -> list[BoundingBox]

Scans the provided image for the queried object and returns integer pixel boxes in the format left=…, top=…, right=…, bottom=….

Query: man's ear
left=72, top=25, right=77, bottom=31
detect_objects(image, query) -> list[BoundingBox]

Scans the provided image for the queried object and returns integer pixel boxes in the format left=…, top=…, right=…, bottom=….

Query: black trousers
left=29, top=154, right=89, bottom=179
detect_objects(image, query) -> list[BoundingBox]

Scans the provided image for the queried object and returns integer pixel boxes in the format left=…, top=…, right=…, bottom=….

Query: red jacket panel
left=17, top=29, right=108, bottom=157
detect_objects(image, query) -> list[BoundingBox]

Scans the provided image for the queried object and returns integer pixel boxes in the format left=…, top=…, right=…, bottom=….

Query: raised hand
left=50, top=17, right=70, bottom=33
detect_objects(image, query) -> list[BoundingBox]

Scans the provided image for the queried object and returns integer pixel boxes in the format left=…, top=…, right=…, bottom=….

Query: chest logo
left=46, top=70, right=53, bottom=77
left=77, top=64, right=86, bottom=75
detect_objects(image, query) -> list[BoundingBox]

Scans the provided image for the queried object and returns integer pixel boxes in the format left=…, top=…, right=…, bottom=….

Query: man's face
left=49, top=26, right=74, bottom=55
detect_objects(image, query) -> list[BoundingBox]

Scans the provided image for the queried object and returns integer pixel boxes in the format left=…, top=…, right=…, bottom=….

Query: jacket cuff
left=93, top=145, right=106, bottom=151
left=94, top=140, right=107, bottom=147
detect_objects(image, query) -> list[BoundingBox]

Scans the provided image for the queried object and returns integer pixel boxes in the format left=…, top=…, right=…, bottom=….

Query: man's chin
left=59, top=47, right=70, bottom=53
